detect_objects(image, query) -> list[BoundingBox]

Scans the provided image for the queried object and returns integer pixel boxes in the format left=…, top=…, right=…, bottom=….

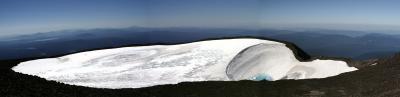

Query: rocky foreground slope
left=1, top=38, right=400, bottom=97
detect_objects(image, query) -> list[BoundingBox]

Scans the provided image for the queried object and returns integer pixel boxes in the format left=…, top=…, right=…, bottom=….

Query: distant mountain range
left=260, top=31, right=400, bottom=59
left=0, top=27, right=399, bottom=60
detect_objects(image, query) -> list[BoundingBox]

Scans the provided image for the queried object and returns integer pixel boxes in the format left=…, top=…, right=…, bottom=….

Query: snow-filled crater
left=12, top=38, right=357, bottom=89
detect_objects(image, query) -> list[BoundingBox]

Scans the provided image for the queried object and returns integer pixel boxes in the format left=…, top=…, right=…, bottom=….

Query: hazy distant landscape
left=1, top=27, right=399, bottom=60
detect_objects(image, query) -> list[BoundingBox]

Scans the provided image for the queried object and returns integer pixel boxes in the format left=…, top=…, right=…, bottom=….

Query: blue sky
left=143, top=0, right=260, bottom=28
left=0, top=0, right=260, bottom=36
left=1, top=0, right=400, bottom=36
left=0, top=0, right=146, bottom=36
left=261, top=0, right=400, bottom=31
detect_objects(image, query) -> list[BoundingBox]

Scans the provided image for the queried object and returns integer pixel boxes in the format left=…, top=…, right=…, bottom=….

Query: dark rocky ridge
left=1, top=37, right=400, bottom=97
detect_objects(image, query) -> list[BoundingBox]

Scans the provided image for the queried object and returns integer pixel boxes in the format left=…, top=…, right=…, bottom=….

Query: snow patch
left=12, top=38, right=357, bottom=89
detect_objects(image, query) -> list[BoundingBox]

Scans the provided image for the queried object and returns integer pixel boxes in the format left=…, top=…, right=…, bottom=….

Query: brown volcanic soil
left=1, top=38, right=400, bottom=97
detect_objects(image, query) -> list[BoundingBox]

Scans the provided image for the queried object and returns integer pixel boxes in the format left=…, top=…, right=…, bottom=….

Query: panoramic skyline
left=1, top=0, right=400, bottom=37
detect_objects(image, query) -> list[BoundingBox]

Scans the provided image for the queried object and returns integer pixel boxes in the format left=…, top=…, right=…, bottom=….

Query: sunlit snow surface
left=12, top=39, right=357, bottom=89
